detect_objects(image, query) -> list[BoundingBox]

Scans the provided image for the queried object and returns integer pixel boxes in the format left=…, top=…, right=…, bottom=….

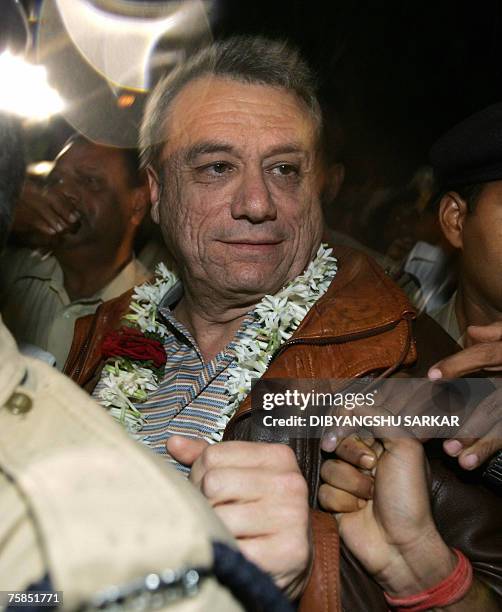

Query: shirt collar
left=157, top=281, right=257, bottom=363
left=432, top=291, right=465, bottom=347
left=158, top=280, right=184, bottom=311
left=46, top=257, right=149, bottom=306
left=99, top=258, right=149, bottom=302
left=158, top=282, right=202, bottom=357
left=19, top=250, right=60, bottom=282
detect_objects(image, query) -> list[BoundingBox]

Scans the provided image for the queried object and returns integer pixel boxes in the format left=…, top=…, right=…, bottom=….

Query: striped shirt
left=95, top=281, right=258, bottom=475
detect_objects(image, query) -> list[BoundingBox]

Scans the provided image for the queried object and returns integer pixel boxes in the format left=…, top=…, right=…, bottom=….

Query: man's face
left=47, top=140, right=135, bottom=251
left=461, top=180, right=502, bottom=310
left=151, top=77, right=324, bottom=303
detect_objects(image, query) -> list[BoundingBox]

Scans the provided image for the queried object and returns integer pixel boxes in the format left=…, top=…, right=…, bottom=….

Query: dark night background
left=12, top=0, right=502, bottom=241
left=213, top=0, right=502, bottom=190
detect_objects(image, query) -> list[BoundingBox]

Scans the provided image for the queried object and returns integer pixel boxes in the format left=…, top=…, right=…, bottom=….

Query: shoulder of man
left=0, top=247, right=57, bottom=294
left=324, top=244, right=410, bottom=307
left=326, top=245, right=460, bottom=372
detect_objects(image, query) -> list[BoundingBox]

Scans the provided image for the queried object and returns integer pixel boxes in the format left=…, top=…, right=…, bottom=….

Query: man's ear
left=129, top=183, right=150, bottom=227
left=323, top=162, right=345, bottom=203
left=146, top=166, right=161, bottom=225
left=438, top=191, right=468, bottom=250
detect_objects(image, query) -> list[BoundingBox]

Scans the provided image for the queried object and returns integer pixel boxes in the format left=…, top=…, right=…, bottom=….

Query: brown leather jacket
left=64, top=246, right=502, bottom=612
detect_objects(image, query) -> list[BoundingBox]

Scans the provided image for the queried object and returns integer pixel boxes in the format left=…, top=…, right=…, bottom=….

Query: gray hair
left=139, top=36, right=322, bottom=172
left=0, top=113, right=24, bottom=249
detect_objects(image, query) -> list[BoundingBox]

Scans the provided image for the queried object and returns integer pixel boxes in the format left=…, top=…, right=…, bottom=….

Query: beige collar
left=31, top=255, right=149, bottom=306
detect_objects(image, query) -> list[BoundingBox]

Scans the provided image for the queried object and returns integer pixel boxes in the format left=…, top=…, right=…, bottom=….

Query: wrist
left=285, top=528, right=314, bottom=600
left=384, top=549, right=473, bottom=612
left=376, top=533, right=457, bottom=597
left=285, top=556, right=313, bottom=600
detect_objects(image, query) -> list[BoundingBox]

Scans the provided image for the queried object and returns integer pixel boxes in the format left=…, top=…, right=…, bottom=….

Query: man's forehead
left=56, top=140, right=125, bottom=170
left=160, top=76, right=317, bottom=160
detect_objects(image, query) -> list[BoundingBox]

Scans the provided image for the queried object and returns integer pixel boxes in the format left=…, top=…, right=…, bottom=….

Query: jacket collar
left=155, top=246, right=414, bottom=342
left=224, top=247, right=417, bottom=436
left=290, top=245, right=415, bottom=342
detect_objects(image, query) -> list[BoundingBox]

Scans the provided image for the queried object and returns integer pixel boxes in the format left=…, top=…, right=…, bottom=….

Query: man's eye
left=271, top=164, right=299, bottom=177
left=81, top=175, right=103, bottom=190
left=46, top=174, right=63, bottom=186
left=208, top=162, right=231, bottom=175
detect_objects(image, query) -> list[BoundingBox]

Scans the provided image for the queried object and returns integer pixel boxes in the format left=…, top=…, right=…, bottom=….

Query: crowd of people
left=1, top=35, right=501, bottom=612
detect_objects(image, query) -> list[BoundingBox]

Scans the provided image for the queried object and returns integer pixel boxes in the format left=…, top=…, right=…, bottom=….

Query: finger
left=214, top=501, right=271, bottom=537
left=428, top=342, right=502, bottom=379
left=190, top=441, right=299, bottom=486
left=334, top=435, right=376, bottom=470
left=214, top=500, right=306, bottom=538
left=346, top=400, right=416, bottom=446
left=197, top=466, right=307, bottom=506
left=33, top=220, right=57, bottom=236
left=166, top=435, right=209, bottom=467
left=457, top=423, right=502, bottom=470
left=443, top=388, right=502, bottom=458
left=37, top=206, right=71, bottom=234
left=321, top=421, right=357, bottom=453
left=320, top=381, right=383, bottom=452
left=443, top=438, right=474, bottom=457
left=321, top=379, right=431, bottom=453
left=467, top=322, right=502, bottom=344
left=320, top=459, right=374, bottom=498
left=318, top=483, right=366, bottom=512
left=46, top=192, right=81, bottom=225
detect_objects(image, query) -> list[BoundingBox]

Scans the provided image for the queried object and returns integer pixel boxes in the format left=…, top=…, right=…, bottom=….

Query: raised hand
left=429, top=321, right=502, bottom=470
left=12, top=177, right=81, bottom=247
left=167, top=436, right=312, bottom=599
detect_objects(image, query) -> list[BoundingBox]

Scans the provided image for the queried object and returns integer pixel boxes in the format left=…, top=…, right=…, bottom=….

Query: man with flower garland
left=66, top=37, right=502, bottom=611
left=0, top=112, right=295, bottom=612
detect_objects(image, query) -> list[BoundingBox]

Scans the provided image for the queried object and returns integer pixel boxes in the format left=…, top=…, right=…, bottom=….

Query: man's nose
left=54, top=177, right=81, bottom=206
left=231, top=168, right=277, bottom=223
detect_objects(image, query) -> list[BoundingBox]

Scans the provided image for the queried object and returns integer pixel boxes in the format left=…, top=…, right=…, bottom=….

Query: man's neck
left=455, top=282, right=502, bottom=335
left=173, top=292, right=255, bottom=362
left=56, top=243, right=133, bottom=302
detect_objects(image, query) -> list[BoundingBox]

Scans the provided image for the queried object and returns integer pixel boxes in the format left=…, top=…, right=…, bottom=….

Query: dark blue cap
left=430, top=103, right=502, bottom=189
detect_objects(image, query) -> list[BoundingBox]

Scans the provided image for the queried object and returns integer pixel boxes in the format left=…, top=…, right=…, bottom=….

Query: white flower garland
left=98, top=246, right=338, bottom=441
left=98, top=262, right=177, bottom=433
left=216, top=244, right=338, bottom=439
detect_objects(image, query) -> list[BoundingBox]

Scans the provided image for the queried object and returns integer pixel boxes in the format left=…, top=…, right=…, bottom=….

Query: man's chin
left=52, top=229, right=88, bottom=251
left=222, top=265, right=288, bottom=297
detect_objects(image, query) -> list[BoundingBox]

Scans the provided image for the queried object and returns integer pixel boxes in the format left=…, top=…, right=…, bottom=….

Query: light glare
left=0, top=51, right=65, bottom=121
left=27, top=161, right=54, bottom=176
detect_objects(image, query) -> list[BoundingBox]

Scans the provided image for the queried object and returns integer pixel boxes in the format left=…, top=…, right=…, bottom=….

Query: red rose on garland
left=102, top=326, right=166, bottom=369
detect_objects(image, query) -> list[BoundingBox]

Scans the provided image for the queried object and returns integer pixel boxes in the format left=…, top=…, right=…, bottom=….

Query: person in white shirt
left=0, top=135, right=150, bottom=368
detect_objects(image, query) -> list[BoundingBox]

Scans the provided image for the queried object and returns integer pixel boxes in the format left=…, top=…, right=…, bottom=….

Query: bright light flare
left=27, top=160, right=54, bottom=176
left=0, top=50, right=65, bottom=121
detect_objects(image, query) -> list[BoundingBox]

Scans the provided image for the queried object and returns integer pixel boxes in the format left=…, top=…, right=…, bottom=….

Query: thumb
left=167, top=435, right=209, bottom=467
left=466, top=322, right=502, bottom=344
